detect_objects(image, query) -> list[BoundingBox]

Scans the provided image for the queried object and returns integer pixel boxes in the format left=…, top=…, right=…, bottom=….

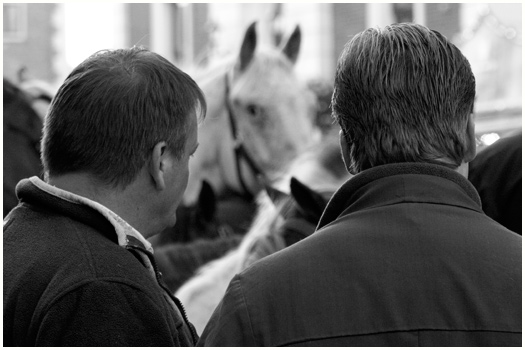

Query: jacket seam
left=235, top=276, right=258, bottom=345
left=279, top=328, right=523, bottom=346
left=35, top=277, right=170, bottom=327
left=355, top=198, right=482, bottom=214
left=63, top=218, right=99, bottom=278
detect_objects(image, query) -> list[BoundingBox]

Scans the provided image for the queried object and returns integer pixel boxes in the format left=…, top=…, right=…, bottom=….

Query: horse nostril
left=246, top=104, right=260, bottom=117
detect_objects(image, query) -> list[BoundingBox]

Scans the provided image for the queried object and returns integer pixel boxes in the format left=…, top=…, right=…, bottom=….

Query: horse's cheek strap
left=224, top=73, right=266, bottom=199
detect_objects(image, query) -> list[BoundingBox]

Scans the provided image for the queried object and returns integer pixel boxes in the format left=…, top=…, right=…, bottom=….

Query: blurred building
left=3, top=3, right=57, bottom=83
left=3, top=3, right=521, bottom=145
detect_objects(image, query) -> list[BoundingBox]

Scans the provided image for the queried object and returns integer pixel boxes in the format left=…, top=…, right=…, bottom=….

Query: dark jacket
left=3, top=177, right=198, bottom=346
left=468, top=132, right=522, bottom=235
left=198, top=163, right=522, bottom=346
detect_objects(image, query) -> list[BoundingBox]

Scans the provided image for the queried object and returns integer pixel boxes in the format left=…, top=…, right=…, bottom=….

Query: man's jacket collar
left=317, top=162, right=482, bottom=230
left=16, top=176, right=153, bottom=253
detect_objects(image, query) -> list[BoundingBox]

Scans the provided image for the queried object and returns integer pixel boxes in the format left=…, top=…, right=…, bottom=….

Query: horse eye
left=246, top=104, right=260, bottom=117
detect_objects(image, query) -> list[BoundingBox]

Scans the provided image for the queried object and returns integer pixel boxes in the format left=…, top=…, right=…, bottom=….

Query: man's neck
left=456, top=162, right=469, bottom=178
left=48, top=172, right=106, bottom=202
left=428, top=157, right=469, bottom=179
left=47, top=173, right=153, bottom=237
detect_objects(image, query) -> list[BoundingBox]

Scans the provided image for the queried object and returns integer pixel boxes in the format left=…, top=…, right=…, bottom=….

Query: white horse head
left=184, top=22, right=320, bottom=206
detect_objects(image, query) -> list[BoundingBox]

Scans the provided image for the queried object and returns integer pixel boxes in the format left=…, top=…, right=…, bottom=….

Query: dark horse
left=3, top=78, right=44, bottom=217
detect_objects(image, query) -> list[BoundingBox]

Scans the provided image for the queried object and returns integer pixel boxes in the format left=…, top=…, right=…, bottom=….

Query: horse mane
left=234, top=190, right=285, bottom=266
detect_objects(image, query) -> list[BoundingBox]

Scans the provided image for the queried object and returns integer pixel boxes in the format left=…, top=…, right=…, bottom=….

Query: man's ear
left=464, top=113, right=477, bottom=162
left=149, top=141, right=169, bottom=191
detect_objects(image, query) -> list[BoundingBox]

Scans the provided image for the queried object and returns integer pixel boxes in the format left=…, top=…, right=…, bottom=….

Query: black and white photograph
left=3, top=3, right=521, bottom=346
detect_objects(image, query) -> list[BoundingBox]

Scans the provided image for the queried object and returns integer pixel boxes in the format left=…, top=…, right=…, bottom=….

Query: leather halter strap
left=223, top=74, right=265, bottom=199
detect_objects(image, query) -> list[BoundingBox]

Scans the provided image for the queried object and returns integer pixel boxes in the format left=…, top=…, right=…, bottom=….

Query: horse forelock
left=237, top=50, right=305, bottom=91
left=253, top=47, right=295, bottom=72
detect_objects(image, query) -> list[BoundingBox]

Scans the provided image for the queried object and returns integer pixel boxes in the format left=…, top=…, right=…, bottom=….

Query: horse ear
left=197, top=180, right=217, bottom=222
left=290, top=177, right=327, bottom=223
left=264, top=183, right=288, bottom=206
left=237, top=22, right=258, bottom=72
left=280, top=25, right=301, bottom=65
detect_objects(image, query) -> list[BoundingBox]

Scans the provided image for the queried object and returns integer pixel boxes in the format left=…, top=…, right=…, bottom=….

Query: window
left=3, top=3, right=28, bottom=43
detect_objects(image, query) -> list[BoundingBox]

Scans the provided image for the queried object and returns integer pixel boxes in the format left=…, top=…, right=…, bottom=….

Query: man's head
left=332, top=23, right=476, bottom=174
left=42, top=46, right=205, bottom=187
left=42, top=47, right=206, bottom=234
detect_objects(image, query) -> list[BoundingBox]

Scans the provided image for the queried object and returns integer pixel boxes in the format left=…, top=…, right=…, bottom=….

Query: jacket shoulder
left=34, top=279, right=182, bottom=346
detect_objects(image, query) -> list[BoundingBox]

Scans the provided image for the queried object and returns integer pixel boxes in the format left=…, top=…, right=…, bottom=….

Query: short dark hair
left=42, top=47, right=206, bottom=188
left=332, top=23, right=475, bottom=173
